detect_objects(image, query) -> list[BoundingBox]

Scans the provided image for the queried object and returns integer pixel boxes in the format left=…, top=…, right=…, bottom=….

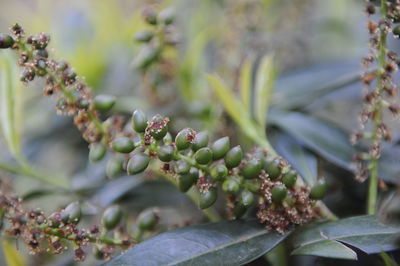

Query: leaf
left=104, top=219, right=292, bottom=266
left=380, top=252, right=399, bottom=266
left=291, top=215, right=400, bottom=260
left=270, top=133, right=317, bottom=186
left=239, top=58, right=252, bottom=112
left=254, top=55, right=275, bottom=129
left=0, top=51, right=23, bottom=158
left=2, top=239, right=26, bottom=266
left=269, top=111, right=355, bottom=171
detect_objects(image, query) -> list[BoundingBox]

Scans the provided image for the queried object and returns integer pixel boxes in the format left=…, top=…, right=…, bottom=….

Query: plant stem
left=367, top=0, right=387, bottom=215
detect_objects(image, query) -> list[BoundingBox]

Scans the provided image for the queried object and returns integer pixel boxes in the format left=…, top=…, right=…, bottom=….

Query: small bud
left=106, top=156, right=124, bottom=179
left=265, top=159, right=281, bottom=180
left=211, top=137, right=230, bottom=160
left=224, top=145, right=243, bottom=169
left=244, top=180, right=261, bottom=193
left=239, top=190, right=254, bottom=207
left=102, top=205, right=123, bottom=230
left=175, top=128, right=194, bottom=150
left=163, top=132, right=173, bottom=144
left=282, top=170, right=297, bottom=188
left=178, top=168, right=198, bottom=192
left=158, top=7, right=175, bottom=25
left=134, top=30, right=154, bottom=42
left=143, top=7, right=158, bottom=25
left=210, top=164, right=228, bottom=181
left=309, top=179, right=328, bottom=200
left=241, top=159, right=262, bottom=179
left=199, top=187, right=218, bottom=209
left=233, top=203, right=247, bottom=218
left=148, top=114, right=169, bottom=140
left=127, top=153, right=150, bottom=175
left=133, top=45, right=160, bottom=70
left=393, top=25, right=400, bottom=38
left=111, top=137, right=135, bottom=153
left=94, top=95, right=116, bottom=112
left=222, top=178, right=240, bottom=194
left=194, top=147, right=213, bottom=165
left=89, top=143, right=106, bottom=162
left=137, top=208, right=159, bottom=231
left=33, top=49, right=48, bottom=58
left=132, top=109, right=148, bottom=133
left=192, top=131, right=209, bottom=151
left=176, top=160, right=191, bottom=174
left=271, top=184, right=287, bottom=203
left=48, top=212, right=61, bottom=228
left=63, top=202, right=81, bottom=224
left=157, top=145, right=175, bottom=162
left=0, top=33, right=14, bottom=49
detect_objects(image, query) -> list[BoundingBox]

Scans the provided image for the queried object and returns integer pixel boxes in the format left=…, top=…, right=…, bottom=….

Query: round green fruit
left=127, top=153, right=150, bottom=175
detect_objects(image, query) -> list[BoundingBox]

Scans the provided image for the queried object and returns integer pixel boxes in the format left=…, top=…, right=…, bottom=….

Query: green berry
left=244, top=180, right=261, bottom=193
left=233, top=203, right=247, bottom=218
left=0, top=34, right=14, bottom=49
left=106, top=156, right=124, bottom=179
left=63, top=202, right=81, bottom=224
left=309, top=180, right=328, bottom=200
left=282, top=170, right=297, bottom=188
left=241, top=159, right=262, bottom=179
left=178, top=168, right=198, bottom=192
left=393, top=25, right=400, bottom=37
left=93, top=94, right=116, bottom=112
left=102, top=205, right=123, bottom=230
left=192, top=131, right=209, bottom=151
left=137, top=209, right=159, bottom=231
left=225, top=145, right=243, bottom=169
left=133, top=45, right=160, bottom=70
left=157, top=145, right=174, bottom=162
left=127, top=153, right=150, bottom=175
left=132, top=110, right=148, bottom=133
left=210, top=164, right=228, bottom=181
left=163, top=132, right=173, bottom=144
left=134, top=30, right=154, bottom=42
left=33, top=49, right=48, bottom=58
left=158, top=7, right=175, bottom=25
left=211, top=137, right=230, bottom=160
left=271, top=184, right=287, bottom=203
left=143, top=8, right=158, bottom=25
left=239, top=190, right=254, bottom=207
left=89, top=143, right=106, bottom=162
left=199, top=187, right=218, bottom=209
left=176, top=160, right=190, bottom=174
left=222, top=178, right=240, bottom=194
left=194, top=147, right=213, bottom=165
left=111, top=137, right=135, bottom=153
left=149, top=114, right=168, bottom=140
left=265, top=159, right=281, bottom=180
left=175, top=128, right=193, bottom=150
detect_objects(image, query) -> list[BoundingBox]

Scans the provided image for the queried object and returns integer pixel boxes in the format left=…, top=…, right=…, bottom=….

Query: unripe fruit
left=137, top=209, right=159, bottom=231
left=282, top=170, right=297, bottom=188
left=33, top=49, right=48, bottom=58
left=102, top=205, right=123, bottom=230
left=309, top=180, right=328, bottom=200
left=225, top=145, right=243, bottom=169
left=63, top=202, right=81, bottom=224
left=133, top=46, right=160, bottom=70
left=175, top=128, right=193, bottom=150
left=393, top=25, right=400, bottom=38
left=211, top=137, right=230, bottom=160
left=176, top=160, right=190, bottom=174
left=127, top=153, right=150, bottom=175
left=149, top=114, right=168, bottom=140
left=178, top=168, right=198, bottom=192
left=132, top=110, right=148, bottom=133
left=163, top=132, right=173, bottom=144
left=199, top=187, right=218, bottom=209
left=106, top=156, right=124, bottom=179
left=239, top=190, right=254, bottom=207
left=222, top=178, right=240, bottom=194
left=271, top=184, right=287, bottom=203
left=192, top=131, right=209, bottom=151
left=111, top=137, right=135, bottom=153
left=48, top=212, right=61, bottom=228
left=241, top=159, right=262, bottom=179
left=233, top=203, right=247, bottom=218
left=143, top=8, right=158, bottom=25
left=89, top=143, right=106, bottom=162
left=93, top=95, right=116, bottom=112
left=210, top=164, right=228, bottom=181
left=134, top=30, right=154, bottom=42
left=194, top=147, right=213, bottom=165
left=157, top=145, right=174, bottom=162
left=158, top=7, right=175, bottom=25
left=0, top=34, right=14, bottom=49
left=265, top=159, right=281, bottom=180
left=244, top=180, right=261, bottom=193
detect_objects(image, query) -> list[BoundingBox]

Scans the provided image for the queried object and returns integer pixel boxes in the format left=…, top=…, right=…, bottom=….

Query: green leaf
left=240, top=58, right=252, bottom=112
left=254, top=55, right=275, bottom=129
left=0, top=51, right=23, bottom=158
left=2, top=239, right=26, bottom=266
left=380, top=252, right=399, bottom=266
left=291, top=215, right=400, bottom=260
left=104, top=219, right=292, bottom=266
left=269, top=111, right=354, bottom=171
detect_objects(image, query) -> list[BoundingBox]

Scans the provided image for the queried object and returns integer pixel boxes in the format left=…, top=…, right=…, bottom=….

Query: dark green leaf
left=105, top=219, right=292, bottom=266
left=291, top=215, right=400, bottom=260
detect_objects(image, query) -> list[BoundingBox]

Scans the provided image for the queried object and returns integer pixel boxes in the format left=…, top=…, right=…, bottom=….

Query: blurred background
left=1, top=0, right=399, bottom=265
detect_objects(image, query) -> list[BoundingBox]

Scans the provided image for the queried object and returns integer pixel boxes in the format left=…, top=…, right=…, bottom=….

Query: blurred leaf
left=271, top=133, right=317, bottom=186
left=0, top=51, right=23, bottom=158
left=291, top=215, right=400, bottom=260
left=105, top=219, right=291, bottom=266
left=22, top=189, right=55, bottom=201
left=254, top=55, right=275, bottom=129
left=380, top=252, right=399, bottom=266
left=269, top=111, right=354, bottom=171
left=240, top=58, right=252, bottom=112
left=2, top=239, right=26, bottom=266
